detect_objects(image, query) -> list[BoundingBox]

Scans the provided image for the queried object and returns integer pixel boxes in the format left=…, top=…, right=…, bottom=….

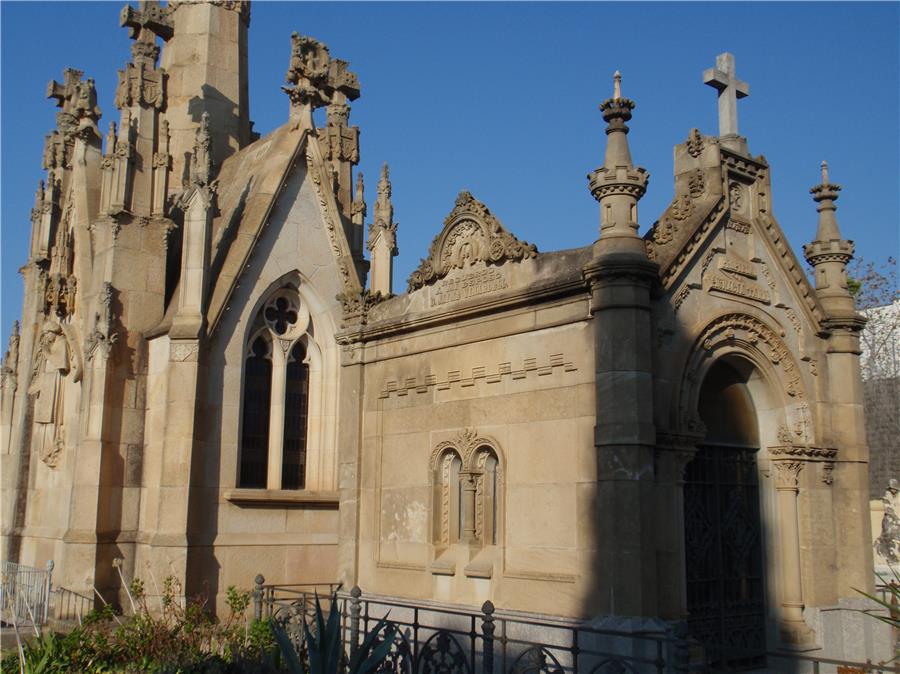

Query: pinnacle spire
left=809, top=159, right=843, bottom=242
left=804, top=161, right=855, bottom=316
left=587, top=71, right=649, bottom=254
left=355, top=171, right=365, bottom=203
left=599, top=70, right=636, bottom=169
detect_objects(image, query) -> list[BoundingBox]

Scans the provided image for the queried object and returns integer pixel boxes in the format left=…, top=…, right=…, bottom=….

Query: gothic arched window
left=430, top=435, right=503, bottom=553
left=433, top=450, right=462, bottom=547
left=475, top=448, right=499, bottom=546
left=239, top=288, right=315, bottom=490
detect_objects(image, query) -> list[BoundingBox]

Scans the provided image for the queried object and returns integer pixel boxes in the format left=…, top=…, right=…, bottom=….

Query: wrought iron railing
left=1, top=560, right=53, bottom=629
left=253, top=577, right=900, bottom=674
left=51, top=586, right=95, bottom=625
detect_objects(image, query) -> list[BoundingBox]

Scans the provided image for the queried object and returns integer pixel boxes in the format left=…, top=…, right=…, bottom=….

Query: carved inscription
left=719, top=257, right=756, bottom=278
left=703, top=253, right=771, bottom=304
left=430, top=267, right=508, bottom=307
left=706, top=273, right=771, bottom=304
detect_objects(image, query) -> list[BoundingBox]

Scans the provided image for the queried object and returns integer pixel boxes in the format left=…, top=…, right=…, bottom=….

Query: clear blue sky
left=2, top=2, right=898, bottom=349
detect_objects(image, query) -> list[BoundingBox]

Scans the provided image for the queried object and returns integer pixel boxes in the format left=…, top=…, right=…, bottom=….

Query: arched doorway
left=684, top=358, right=766, bottom=667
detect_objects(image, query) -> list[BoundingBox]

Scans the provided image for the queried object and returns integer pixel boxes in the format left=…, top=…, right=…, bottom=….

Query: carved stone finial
left=355, top=171, right=365, bottom=203
left=820, top=160, right=829, bottom=185
left=351, top=171, right=367, bottom=223
left=31, top=180, right=45, bottom=225
left=283, top=33, right=332, bottom=126
left=613, top=70, right=622, bottom=100
left=368, top=163, right=397, bottom=259
left=283, top=33, right=360, bottom=131
left=46, top=69, right=102, bottom=145
left=120, top=0, right=173, bottom=65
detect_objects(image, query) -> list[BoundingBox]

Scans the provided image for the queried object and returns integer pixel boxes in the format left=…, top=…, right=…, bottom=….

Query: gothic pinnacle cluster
left=587, top=71, right=650, bottom=257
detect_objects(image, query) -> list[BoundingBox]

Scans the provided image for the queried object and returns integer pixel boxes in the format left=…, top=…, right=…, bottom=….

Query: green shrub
left=2, top=577, right=279, bottom=674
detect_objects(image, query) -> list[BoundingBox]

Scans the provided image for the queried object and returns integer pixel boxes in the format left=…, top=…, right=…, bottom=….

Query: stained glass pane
left=282, top=342, right=309, bottom=489
left=239, top=337, right=271, bottom=488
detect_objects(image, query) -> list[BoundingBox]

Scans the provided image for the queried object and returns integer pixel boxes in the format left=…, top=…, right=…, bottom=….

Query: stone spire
left=587, top=71, right=650, bottom=257
left=114, top=0, right=173, bottom=218
left=804, top=161, right=856, bottom=318
left=162, top=0, right=252, bottom=189
left=368, top=164, right=398, bottom=296
left=703, top=52, right=750, bottom=153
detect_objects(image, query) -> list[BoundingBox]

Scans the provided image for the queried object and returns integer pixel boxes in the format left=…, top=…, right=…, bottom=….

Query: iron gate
left=684, top=445, right=766, bottom=669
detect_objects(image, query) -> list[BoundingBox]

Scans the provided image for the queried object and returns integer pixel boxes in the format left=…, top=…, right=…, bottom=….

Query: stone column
left=266, top=344, right=287, bottom=490
left=584, top=73, right=658, bottom=618
left=772, top=459, right=815, bottom=647
left=803, top=163, right=873, bottom=597
left=461, top=473, right=477, bottom=544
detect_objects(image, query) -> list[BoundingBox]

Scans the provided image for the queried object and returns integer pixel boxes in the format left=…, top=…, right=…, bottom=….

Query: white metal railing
left=0, top=559, right=54, bottom=629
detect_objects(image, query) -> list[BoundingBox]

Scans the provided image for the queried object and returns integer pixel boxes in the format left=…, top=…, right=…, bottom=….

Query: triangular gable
left=645, top=129, right=825, bottom=326
left=406, top=191, right=538, bottom=292
left=205, top=123, right=362, bottom=335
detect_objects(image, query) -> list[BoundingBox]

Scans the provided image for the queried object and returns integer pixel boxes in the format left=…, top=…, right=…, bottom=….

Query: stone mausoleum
left=1, top=0, right=888, bottom=665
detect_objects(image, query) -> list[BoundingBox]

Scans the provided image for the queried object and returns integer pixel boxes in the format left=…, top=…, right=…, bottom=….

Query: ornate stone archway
left=671, top=311, right=819, bottom=649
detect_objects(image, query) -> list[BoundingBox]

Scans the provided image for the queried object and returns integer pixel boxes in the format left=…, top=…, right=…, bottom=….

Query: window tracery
left=239, top=287, right=315, bottom=490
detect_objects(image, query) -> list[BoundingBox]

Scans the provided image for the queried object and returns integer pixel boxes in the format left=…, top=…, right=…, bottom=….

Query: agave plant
left=271, top=592, right=396, bottom=674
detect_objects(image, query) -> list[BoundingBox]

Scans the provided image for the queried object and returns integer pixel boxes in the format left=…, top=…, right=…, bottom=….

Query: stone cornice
left=337, top=270, right=588, bottom=346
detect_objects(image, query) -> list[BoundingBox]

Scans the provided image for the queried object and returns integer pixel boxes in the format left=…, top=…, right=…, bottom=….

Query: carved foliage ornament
left=336, top=289, right=387, bottom=327
left=407, top=191, right=537, bottom=292
left=430, top=428, right=501, bottom=474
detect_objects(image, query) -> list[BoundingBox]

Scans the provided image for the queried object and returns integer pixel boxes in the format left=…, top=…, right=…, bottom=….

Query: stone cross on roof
left=703, top=52, right=749, bottom=139
left=46, top=69, right=84, bottom=110
left=120, top=0, right=174, bottom=43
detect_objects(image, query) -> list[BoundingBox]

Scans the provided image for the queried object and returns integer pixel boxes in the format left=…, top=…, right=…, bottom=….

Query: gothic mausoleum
left=1, top=1, right=890, bottom=667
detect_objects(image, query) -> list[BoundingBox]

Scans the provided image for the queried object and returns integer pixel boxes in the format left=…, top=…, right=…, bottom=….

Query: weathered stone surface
left=0, top=4, right=885, bottom=664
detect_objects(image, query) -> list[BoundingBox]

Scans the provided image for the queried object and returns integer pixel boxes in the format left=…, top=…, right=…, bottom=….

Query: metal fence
left=1, top=560, right=54, bottom=629
left=253, top=577, right=900, bottom=674
left=51, top=585, right=95, bottom=626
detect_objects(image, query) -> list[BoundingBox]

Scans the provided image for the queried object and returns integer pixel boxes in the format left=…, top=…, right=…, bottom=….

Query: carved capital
left=772, top=460, right=803, bottom=492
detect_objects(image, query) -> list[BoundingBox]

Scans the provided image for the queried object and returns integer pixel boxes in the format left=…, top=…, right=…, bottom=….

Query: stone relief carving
left=686, top=128, right=704, bottom=158
left=407, top=191, right=537, bottom=292
left=85, top=282, right=117, bottom=361
left=336, top=289, right=386, bottom=328
left=1, top=321, right=20, bottom=392
left=304, top=151, right=354, bottom=290
left=170, top=342, right=199, bottom=362
left=875, top=479, right=900, bottom=567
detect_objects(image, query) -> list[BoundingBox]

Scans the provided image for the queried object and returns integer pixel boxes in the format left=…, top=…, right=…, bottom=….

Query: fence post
left=481, top=600, right=495, bottom=674
left=44, top=560, right=54, bottom=624
left=669, top=620, right=690, bottom=674
left=253, top=574, right=265, bottom=621
left=349, top=586, right=362, bottom=661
